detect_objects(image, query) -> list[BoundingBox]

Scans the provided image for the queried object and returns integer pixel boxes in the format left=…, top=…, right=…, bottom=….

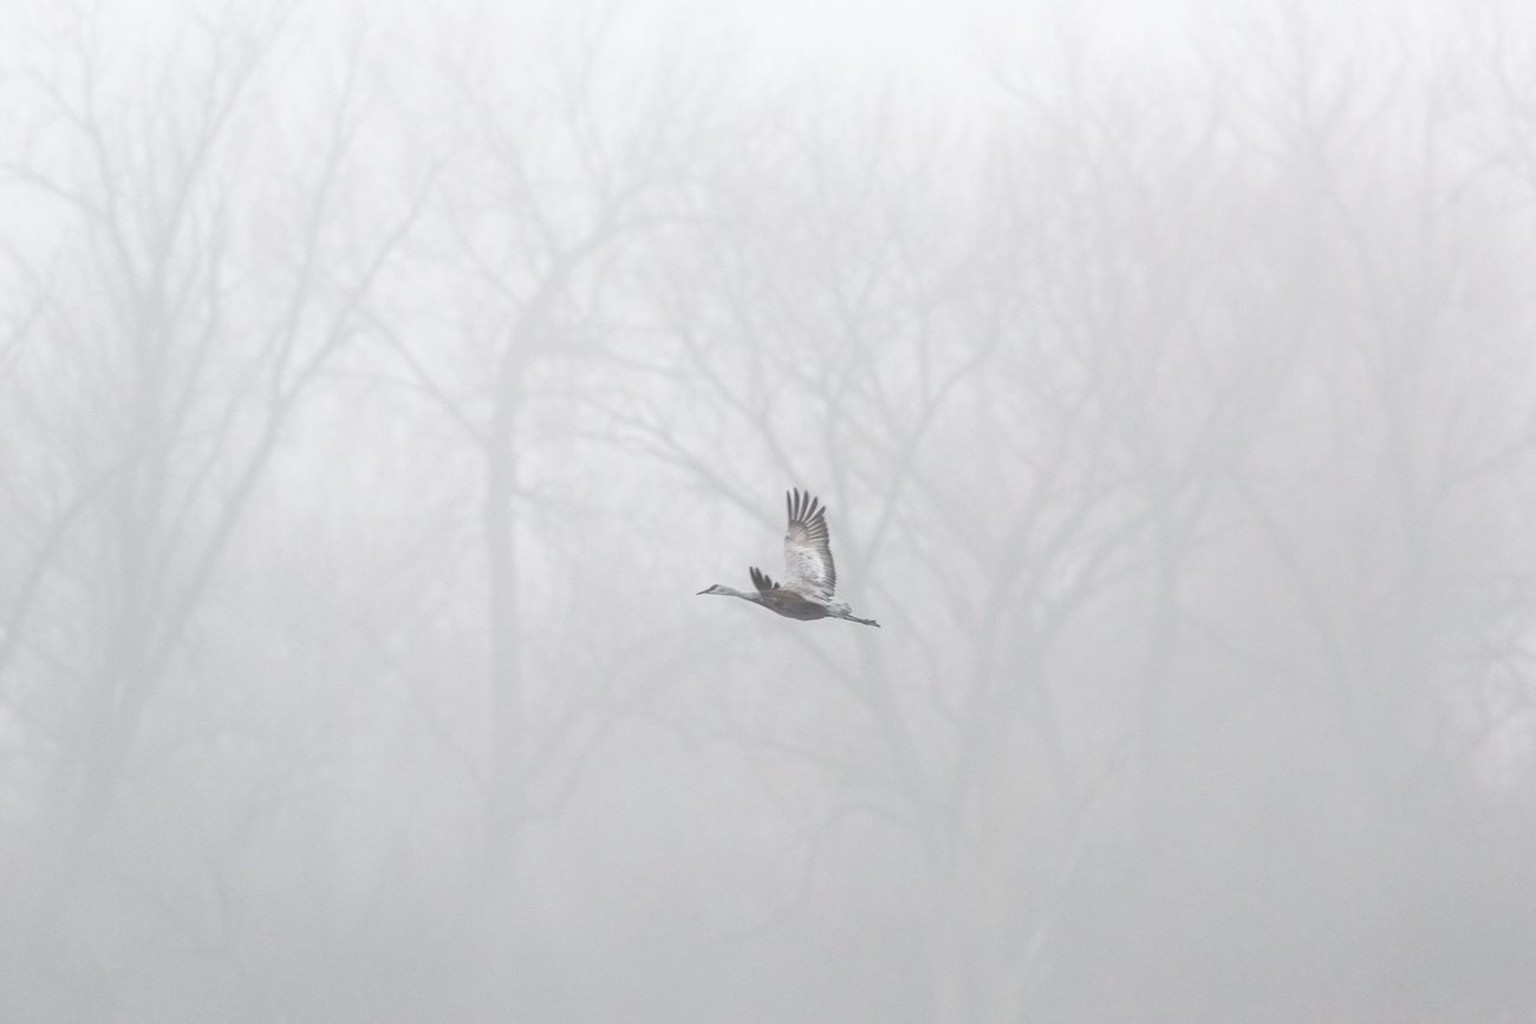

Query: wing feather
left=782, top=488, right=837, bottom=601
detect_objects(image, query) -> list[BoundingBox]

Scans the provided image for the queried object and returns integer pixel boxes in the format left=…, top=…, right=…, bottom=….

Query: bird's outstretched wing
left=783, top=488, right=836, bottom=601
left=749, top=566, right=780, bottom=593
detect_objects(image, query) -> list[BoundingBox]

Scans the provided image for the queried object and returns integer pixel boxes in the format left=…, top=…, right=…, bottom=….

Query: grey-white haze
left=1, top=0, right=1533, bottom=1020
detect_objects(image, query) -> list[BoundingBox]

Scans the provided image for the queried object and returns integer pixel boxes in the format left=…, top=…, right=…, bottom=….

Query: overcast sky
left=2, top=1, right=1534, bottom=1021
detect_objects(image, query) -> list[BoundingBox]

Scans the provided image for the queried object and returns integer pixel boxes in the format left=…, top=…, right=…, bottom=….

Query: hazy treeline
left=1, top=1, right=1534, bottom=1020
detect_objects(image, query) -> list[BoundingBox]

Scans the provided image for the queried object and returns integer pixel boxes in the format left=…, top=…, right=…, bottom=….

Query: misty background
left=2, top=0, right=1534, bottom=1020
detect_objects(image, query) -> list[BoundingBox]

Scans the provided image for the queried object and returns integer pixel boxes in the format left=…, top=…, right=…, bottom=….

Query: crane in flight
left=698, top=489, right=880, bottom=628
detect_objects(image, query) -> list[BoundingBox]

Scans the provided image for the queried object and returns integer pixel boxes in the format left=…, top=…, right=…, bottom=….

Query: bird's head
left=696, top=584, right=726, bottom=596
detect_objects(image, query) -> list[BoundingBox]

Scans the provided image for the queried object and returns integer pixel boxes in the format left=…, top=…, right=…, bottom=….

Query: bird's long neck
left=714, top=586, right=758, bottom=601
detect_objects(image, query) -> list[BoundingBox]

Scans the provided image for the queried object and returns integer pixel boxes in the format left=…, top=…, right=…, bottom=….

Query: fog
left=2, top=0, right=1534, bottom=1020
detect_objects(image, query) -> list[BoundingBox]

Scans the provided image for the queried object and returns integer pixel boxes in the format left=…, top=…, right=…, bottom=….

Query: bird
left=697, top=489, right=880, bottom=627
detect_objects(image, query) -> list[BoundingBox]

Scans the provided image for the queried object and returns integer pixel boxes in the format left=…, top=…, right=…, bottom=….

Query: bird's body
left=698, top=489, right=880, bottom=628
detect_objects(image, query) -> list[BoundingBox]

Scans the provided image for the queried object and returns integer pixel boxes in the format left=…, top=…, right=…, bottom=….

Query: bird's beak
left=695, top=587, right=710, bottom=595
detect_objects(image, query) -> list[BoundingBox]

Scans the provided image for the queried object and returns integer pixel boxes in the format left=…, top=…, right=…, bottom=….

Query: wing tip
left=786, top=487, right=826, bottom=528
left=750, top=565, right=781, bottom=592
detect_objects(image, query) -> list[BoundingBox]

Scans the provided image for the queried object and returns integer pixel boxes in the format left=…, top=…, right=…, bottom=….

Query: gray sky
left=2, top=1, right=1534, bottom=1021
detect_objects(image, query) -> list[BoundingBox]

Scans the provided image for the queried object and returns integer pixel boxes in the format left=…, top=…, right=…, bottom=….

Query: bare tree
left=359, top=3, right=722, bottom=1009
left=0, top=5, right=424, bottom=1013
